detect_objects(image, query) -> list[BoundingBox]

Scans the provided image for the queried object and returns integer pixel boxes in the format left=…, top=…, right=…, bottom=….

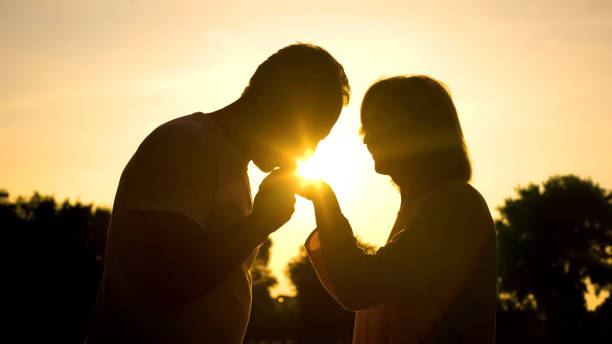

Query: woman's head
left=360, top=75, right=471, bottom=184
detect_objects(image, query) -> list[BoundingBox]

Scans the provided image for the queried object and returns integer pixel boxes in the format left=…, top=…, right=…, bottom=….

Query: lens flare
left=296, top=158, right=323, bottom=181
left=293, top=130, right=360, bottom=198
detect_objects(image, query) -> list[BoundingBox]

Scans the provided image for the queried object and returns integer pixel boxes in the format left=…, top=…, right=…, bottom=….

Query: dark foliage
left=3, top=174, right=611, bottom=343
left=245, top=238, right=298, bottom=342
left=496, top=175, right=612, bottom=343
left=286, top=247, right=354, bottom=343
left=3, top=192, right=110, bottom=343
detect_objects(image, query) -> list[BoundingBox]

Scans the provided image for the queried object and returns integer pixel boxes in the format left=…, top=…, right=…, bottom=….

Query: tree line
left=1, top=174, right=610, bottom=343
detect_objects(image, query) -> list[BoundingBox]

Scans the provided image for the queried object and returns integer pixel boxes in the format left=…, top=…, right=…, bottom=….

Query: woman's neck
left=394, top=172, right=451, bottom=205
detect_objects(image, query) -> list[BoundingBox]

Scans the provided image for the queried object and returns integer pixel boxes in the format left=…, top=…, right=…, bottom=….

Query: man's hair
left=242, top=43, right=350, bottom=109
left=361, top=75, right=472, bottom=182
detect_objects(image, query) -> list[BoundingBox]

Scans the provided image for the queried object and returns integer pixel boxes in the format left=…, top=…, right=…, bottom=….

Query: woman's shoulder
left=421, top=180, right=491, bottom=218
left=429, top=180, right=481, bottom=201
left=389, top=181, right=494, bottom=245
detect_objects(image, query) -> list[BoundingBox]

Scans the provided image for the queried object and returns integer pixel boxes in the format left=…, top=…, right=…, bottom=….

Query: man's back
left=87, top=113, right=257, bottom=343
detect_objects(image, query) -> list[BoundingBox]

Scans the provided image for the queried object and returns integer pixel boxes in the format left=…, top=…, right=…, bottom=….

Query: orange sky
left=1, top=1, right=611, bottom=304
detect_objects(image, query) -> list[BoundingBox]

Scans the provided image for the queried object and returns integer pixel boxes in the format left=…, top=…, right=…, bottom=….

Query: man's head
left=241, top=43, right=350, bottom=172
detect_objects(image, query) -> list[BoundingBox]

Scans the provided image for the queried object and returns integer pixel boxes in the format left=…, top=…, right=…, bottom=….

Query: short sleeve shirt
left=89, top=113, right=257, bottom=343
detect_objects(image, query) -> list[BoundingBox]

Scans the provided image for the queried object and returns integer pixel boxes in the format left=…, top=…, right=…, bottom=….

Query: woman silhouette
left=298, top=76, right=497, bottom=343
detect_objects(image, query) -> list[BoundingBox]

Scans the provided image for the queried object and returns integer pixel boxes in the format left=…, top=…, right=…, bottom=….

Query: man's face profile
left=251, top=100, right=340, bottom=172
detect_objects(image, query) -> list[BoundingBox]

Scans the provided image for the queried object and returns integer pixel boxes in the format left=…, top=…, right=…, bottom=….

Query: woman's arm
left=303, top=182, right=495, bottom=311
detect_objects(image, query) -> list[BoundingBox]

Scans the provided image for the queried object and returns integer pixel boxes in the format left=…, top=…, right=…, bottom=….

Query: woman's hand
left=294, top=178, right=343, bottom=227
left=294, top=178, right=331, bottom=199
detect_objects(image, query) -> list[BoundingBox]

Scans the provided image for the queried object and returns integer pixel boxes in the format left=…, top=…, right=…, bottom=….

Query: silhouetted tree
left=245, top=238, right=298, bottom=342
left=496, top=294, right=550, bottom=344
left=2, top=191, right=110, bottom=343
left=6, top=174, right=612, bottom=343
left=496, top=175, right=612, bottom=343
left=286, top=239, right=375, bottom=344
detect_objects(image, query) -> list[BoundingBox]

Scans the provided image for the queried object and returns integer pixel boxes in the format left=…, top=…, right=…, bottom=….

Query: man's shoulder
left=128, top=113, right=220, bottom=167
left=142, top=113, right=217, bottom=150
left=154, top=112, right=211, bottom=139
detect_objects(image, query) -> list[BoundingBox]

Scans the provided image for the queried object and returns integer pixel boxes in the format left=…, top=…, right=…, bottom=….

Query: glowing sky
left=2, top=1, right=611, bottom=304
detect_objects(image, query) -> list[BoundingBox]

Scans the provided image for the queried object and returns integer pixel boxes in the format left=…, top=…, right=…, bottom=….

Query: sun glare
left=294, top=130, right=361, bottom=195
left=297, top=157, right=325, bottom=181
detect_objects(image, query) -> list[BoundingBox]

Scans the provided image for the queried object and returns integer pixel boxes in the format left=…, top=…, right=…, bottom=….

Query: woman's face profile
left=362, top=107, right=411, bottom=175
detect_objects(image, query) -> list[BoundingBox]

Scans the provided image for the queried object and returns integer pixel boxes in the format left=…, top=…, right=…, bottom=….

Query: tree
left=2, top=191, right=111, bottom=343
left=286, top=238, right=375, bottom=344
left=496, top=175, right=612, bottom=342
left=244, top=238, right=297, bottom=342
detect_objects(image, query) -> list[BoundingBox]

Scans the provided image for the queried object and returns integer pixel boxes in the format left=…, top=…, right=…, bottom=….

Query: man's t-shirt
left=87, top=113, right=257, bottom=343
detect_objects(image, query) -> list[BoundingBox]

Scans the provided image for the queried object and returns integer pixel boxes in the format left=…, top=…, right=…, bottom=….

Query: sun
left=294, top=138, right=356, bottom=192
left=292, top=124, right=363, bottom=198
left=296, top=157, right=325, bottom=181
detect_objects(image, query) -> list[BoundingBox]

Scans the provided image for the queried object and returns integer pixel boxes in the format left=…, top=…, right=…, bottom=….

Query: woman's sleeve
left=305, top=183, right=494, bottom=311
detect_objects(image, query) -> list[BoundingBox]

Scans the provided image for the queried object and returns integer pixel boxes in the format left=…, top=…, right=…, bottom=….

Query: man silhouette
left=86, top=43, right=350, bottom=344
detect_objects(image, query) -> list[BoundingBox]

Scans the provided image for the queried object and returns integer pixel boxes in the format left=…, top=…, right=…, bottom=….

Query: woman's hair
left=360, top=75, right=472, bottom=182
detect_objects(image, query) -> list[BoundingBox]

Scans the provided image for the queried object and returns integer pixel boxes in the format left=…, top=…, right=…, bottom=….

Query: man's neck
left=208, top=98, right=254, bottom=164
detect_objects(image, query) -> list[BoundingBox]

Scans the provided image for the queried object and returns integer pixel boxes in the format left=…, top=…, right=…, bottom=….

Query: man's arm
left=118, top=124, right=296, bottom=313
left=124, top=207, right=273, bottom=312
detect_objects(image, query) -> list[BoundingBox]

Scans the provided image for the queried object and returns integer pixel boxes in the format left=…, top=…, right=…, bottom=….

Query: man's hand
left=249, top=168, right=299, bottom=234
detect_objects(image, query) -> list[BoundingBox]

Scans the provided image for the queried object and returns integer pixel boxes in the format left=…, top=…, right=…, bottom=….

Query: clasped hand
left=249, top=168, right=340, bottom=234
